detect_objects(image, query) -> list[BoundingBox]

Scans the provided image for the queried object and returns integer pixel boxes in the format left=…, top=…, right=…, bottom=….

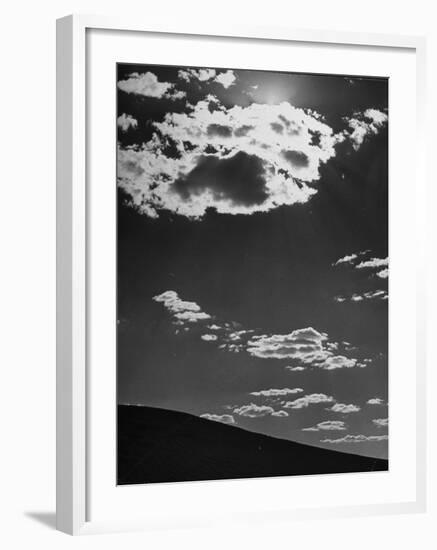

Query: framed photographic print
left=56, top=15, right=427, bottom=535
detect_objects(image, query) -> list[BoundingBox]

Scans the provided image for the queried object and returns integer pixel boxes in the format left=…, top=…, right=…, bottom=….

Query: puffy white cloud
left=178, top=68, right=216, bottom=82
left=321, top=434, right=388, bottom=444
left=302, top=420, right=346, bottom=432
left=117, top=71, right=186, bottom=100
left=377, top=268, right=389, bottom=279
left=201, top=334, right=218, bottom=341
left=367, top=398, right=386, bottom=405
left=247, top=327, right=327, bottom=361
left=117, top=113, right=138, bottom=132
left=153, top=290, right=211, bottom=324
left=214, top=70, right=236, bottom=88
left=319, top=355, right=357, bottom=370
left=250, top=387, right=303, bottom=397
left=285, top=366, right=306, bottom=372
left=117, top=99, right=341, bottom=219
left=343, top=109, right=388, bottom=150
left=233, top=403, right=275, bottom=418
left=333, top=252, right=388, bottom=278
left=200, top=413, right=235, bottom=424
left=328, top=403, right=361, bottom=413
left=356, top=257, right=389, bottom=270
left=284, top=393, right=334, bottom=409
left=247, top=327, right=363, bottom=369
left=373, top=417, right=389, bottom=428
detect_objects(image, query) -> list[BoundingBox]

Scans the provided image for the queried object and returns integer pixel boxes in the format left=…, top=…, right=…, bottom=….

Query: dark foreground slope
left=118, top=405, right=388, bottom=485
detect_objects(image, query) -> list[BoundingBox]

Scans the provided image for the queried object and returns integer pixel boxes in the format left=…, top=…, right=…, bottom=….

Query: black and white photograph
left=116, top=63, right=389, bottom=485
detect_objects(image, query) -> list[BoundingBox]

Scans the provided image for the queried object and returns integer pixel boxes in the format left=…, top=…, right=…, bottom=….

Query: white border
left=56, top=14, right=427, bottom=535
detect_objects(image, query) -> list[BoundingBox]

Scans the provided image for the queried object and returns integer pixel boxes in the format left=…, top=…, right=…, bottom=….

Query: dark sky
left=116, top=63, right=389, bottom=459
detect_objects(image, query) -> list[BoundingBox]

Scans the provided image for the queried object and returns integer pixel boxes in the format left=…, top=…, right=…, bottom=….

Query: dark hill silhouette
left=117, top=405, right=388, bottom=485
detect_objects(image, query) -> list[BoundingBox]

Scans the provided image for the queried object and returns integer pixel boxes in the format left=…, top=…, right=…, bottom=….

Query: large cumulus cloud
left=117, top=98, right=342, bottom=219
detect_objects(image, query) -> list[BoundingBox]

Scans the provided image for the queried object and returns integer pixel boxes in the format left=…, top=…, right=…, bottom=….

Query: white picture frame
left=56, top=14, right=427, bottom=535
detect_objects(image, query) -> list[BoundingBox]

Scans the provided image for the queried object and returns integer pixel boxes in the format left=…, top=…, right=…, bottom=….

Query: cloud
left=373, top=417, right=389, bottom=428
left=178, top=68, right=236, bottom=89
left=356, top=257, right=389, bottom=270
left=117, top=113, right=138, bottom=132
left=117, top=99, right=341, bottom=219
left=333, top=252, right=388, bottom=278
left=247, top=327, right=327, bottom=361
left=153, top=290, right=211, bottom=324
left=284, top=393, right=334, bottom=409
left=233, top=403, right=275, bottom=418
left=214, top=70, right=236, bottom=88
left=178, top=68, right=216, bottom=83
left=328, top=403, right=361, bottom=413
left=343, top=109, right=388, bottom=150
left=201, top=334, right=218, bottom=342
left=334, top=253, right=358, bottom=265
left=333, top=252, right=388, bottom=302
left=117, top=71, right=186, bottom=100
left=336, top=289, right=388, bottom=303
left=321, top=434, right=388, bottom=444
left=367, top=398, right=386, bottom=405
left=250, top=388, right=303, bottom=397
left=271, top=410, right=289, bottom=417
left=320, top=355, right=357, bottom=370
left=246, top=327, right=364, bottom=369
left=154, top=292, right=367, bottom=372
left=302, top=420, right=346, bottom=432
left=333, top=250, right=369, bottom=266
left=200, top=413, right=235, bottom=424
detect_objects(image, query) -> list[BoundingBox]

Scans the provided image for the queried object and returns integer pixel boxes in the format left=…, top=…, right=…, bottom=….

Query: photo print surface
left=116, top=63, right=389, bottom=485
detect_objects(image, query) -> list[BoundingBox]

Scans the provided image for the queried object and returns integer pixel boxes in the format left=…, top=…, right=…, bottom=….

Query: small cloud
left=233, top=403, right=275, bottom=418
left=214, top=70, right=236, bottom=89
left=201, top=334, right=218, bottom=342
left=285, top=366, right=306, bottom=372
left=322, top=434, right=388, bottom=444
left=377, top=268, right=389, bottom=279
left=117, top=71, right=185, bottom=100
left=250, top=388, right=303, bottom=397
left=367, top=398, right=386, bottom=405
left=343, top=109, right=388, bottom=150
left=200, top=413, right=235, bottom=424
left=153, top=290, right=211, bottom=325
left=117, top=113, right=138, bottom=132
left=302, top=420, right=346, bottom=432
left=333, top=250, right=369, bottom=266
left=328, top=403, right=361, bottom=413
left=319, top=355, right=357, bottom=370
left=178, top=68, right=216, bottom=83
left=373, top=417, right=389, bottom=428
left=336, top=289, right=388, bottom=303
left=284, top=393, right=334, bottom=409
left=356, top=257, right=389, bottom=270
